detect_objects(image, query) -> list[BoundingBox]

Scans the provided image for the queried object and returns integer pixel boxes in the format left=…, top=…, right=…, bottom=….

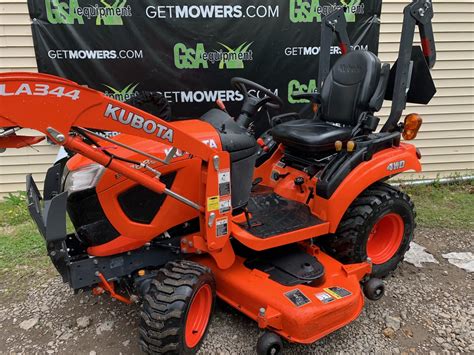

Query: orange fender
left=313, top=143, right=421, bottom=233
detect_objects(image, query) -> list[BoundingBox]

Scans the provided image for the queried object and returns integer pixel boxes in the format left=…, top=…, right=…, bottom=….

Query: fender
left=313, top=143, right=421, bottom=233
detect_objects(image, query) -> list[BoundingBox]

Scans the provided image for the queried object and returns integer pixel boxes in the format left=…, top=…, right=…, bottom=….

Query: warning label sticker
left=207, top=196, right=219, bottom=212
left=315, top=291, right=335, bottom=304
left=284, top=289, right=311, bottom=307
left=324, top=287, right=352, bottom=300
left=316, top=287, right=351, bottom=304
left=219, top=196, right=231, bottom=213
left=216, top=217, right=228, bottom=237
left=218, top=169, right=231, bottom=196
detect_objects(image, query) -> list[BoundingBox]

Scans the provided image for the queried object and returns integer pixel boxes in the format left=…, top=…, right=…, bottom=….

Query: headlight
left=63, top=164, right=105, bottom=193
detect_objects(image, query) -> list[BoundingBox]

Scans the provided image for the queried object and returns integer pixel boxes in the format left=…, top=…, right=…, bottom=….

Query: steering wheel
left=231, top=77, right=284, bottom=128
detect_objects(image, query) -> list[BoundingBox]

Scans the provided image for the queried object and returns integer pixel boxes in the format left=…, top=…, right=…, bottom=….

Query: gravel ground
left=0, top=227, right=473, bottom=354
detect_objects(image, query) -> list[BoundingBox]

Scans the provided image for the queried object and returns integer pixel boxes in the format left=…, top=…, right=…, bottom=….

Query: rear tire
left=139, top=260, right=215, bottom=354
left=320, top=182, right=415, bottom=278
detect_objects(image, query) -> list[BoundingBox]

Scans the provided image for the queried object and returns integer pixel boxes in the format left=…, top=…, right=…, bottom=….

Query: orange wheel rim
left=185, top=284, right=212, bottom=348
left=367, top=213, right=404, bottom=264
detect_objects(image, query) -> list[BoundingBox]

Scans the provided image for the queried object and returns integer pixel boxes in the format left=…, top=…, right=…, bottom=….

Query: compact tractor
left=0, top=1, right=436, bottom=353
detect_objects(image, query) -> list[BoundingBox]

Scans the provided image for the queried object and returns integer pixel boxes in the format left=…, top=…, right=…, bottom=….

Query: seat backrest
left=320, top=51, right=383, bottom=127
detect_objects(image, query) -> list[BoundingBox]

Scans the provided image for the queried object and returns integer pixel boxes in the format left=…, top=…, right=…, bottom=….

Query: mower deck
left=196, top=247, right=371, bottom=344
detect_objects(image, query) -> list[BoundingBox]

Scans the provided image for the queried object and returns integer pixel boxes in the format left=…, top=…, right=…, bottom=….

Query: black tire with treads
left=319, top=182, right=416, bottom=278
left=139, top=260, right=215, bottom=354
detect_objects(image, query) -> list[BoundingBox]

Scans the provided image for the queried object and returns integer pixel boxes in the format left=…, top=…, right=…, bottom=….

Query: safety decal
left=285, top=289, right=311, bottom=307
left=324, top=287, right=352, bottom=300
left=207, top=196, right=219, bottom=211
left=219, top=196, right=231, bottom=213
left=216, top=217, right=228, bottom=237
left=315, top=291, right=335, bottom=304
left=218, top=169, right=231, bottom=196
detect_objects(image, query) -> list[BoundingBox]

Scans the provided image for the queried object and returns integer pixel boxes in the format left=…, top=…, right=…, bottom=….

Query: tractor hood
left=66, top=118, right=223, bottom=193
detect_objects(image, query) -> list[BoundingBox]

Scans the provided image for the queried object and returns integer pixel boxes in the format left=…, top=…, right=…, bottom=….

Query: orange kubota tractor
left=0, top=1, right=436, bottom=354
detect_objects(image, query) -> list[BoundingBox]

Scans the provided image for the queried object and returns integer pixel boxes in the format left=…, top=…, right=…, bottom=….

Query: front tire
left=257, top=332, right=283, bottom=355
left=320, top=182, right=415, bottom=278
left=139, top=260, right=215, bottom=354
left=363, top=278, right=385, bottom=301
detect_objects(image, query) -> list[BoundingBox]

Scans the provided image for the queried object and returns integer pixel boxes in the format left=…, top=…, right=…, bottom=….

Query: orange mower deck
left=195, top=246, right=371, bottom=344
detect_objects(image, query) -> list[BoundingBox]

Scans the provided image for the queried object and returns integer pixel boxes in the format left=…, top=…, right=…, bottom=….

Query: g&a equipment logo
left=103, top=83, right=139, bottom=101
left=174, top=42, right=254, bottom=70
left=45, top=0, right=132, bottom=25
left=289, top=0, right=365, bottom=23
left=288, top=79, right=317, bottom=103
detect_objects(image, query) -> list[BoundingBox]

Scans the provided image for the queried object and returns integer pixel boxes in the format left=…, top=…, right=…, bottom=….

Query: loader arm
left=0, top=72, right=215, bottom=159
left=0, top=72, right=234, bottom=268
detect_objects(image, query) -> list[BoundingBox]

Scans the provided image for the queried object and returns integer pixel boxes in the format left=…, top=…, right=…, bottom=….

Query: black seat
left=272, top=119, right=352, bottom=151
left=272, top=51, right=389, bottom=153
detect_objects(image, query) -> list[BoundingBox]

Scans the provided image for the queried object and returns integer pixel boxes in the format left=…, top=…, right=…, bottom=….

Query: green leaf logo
left=217, top=42, right=254, bottom=69
left=96, top=0, right=128, bottom=26
left=340, top=0, right=362, bottom=23
left=103, top=83, right=139, bottom=101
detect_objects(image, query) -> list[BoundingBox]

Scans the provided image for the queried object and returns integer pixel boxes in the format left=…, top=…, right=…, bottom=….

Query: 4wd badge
left=387, top=160, right=406, bottom=171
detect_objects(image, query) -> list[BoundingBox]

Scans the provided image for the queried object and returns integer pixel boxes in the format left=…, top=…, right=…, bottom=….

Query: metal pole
left=164, top=188, right=202, bottom=211
left=79, top=127, right=172, bottom=165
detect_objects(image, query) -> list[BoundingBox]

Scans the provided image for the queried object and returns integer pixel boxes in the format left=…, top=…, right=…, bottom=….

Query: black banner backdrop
left=28, top=0, right=382, bottom=120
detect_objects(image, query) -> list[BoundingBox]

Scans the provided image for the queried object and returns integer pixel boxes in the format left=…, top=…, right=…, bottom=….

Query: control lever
left=215, top=99, right=228, bottom=114
left=272, top=172, right=290, bottom=181
left=294, top=177, right=305, bottom=193
left=252, top=177, right=263, bottom=187
left=334, top=140, right=356, bottom=153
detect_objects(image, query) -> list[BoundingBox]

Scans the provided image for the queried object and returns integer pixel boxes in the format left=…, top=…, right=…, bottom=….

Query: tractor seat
left=272, top=119, right=352, bottom=152
left=272, top=51, right=389, bottom=153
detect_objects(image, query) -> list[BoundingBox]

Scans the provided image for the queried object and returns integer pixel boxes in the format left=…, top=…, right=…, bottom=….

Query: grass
left=0, top=192, right=30, bottom=227
left=0, top=193, right=49, bottom=271
left=400, top=180, right=474, bottom=229
left=0, top=193, right=54, bottom=302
